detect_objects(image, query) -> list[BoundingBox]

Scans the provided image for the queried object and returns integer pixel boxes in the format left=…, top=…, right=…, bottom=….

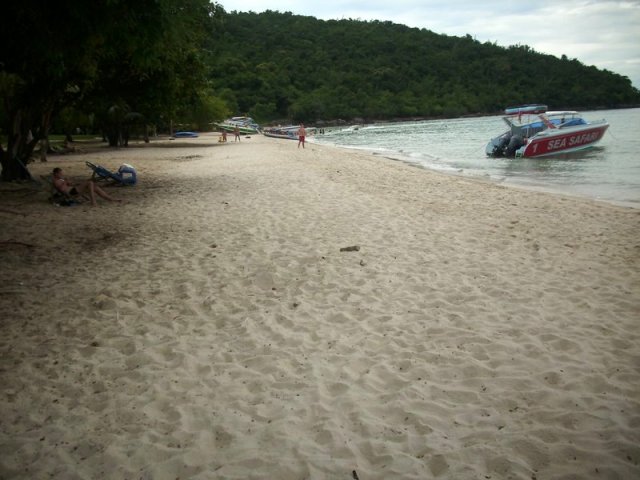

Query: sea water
left=312, top=108, right=640, bottom=208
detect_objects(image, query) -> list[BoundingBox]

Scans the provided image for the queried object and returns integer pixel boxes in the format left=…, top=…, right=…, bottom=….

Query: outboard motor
left=505, top=135, right=525, bottom=157
left=491, top=133, right=512, bottom=157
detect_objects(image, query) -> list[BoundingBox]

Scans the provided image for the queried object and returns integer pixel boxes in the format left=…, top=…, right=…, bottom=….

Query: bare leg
left=80, top=181, right=120, bottom=205
left=85, top=181, right=98, bottom=206
left=92, top=183, right=120, bottom=203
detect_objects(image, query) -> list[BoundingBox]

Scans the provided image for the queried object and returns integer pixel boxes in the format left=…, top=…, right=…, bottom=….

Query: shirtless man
left=52, top=167, right=120, bottom=206
left=297, top=124, right=306, bottom=149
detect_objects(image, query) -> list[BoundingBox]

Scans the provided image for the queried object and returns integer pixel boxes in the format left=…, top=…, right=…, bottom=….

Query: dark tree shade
left=0, top=0, right=220, bottom=180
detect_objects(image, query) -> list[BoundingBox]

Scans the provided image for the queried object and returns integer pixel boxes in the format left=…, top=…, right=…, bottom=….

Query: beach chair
left=86, top=161, right=137, bottom=185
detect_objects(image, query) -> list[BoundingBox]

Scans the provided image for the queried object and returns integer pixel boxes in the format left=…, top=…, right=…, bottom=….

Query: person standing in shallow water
left=234, top=126, right=240, bottom=142
left=297, top=124, right=306, bottom=149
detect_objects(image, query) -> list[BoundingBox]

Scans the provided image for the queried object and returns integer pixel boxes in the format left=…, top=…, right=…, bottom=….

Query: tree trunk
left=0, top=150, right=32, bottom=182
left=122, top=127, right=129, bottom=147
left=0, top=106, right=54, bottom=180
left=38, top=109, right=53, bottom=162
left=40, top=138, right=49, bottom=162
left=106, top=128, right=119, bottom=147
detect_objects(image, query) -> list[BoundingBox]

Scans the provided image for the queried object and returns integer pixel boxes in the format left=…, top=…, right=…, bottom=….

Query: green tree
left=0, top=0, right=221, bottom=181
left=206, top=11, right=640, bottom=124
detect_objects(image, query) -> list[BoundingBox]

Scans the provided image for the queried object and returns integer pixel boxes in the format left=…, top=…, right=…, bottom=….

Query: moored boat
left=173, top=131, right=199, bottom=138
left=214, top=116, right=261, bottom=134
left=486, top=105, right=609, bottom=158
left=503, top=104, right=547, bottom=116
left=262, top=125, right=316, bottom=140
left=262, top=125, right=299, bottom=140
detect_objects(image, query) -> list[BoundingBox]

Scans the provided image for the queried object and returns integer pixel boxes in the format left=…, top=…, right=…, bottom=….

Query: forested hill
left=207, top=10, right=640, bottom=122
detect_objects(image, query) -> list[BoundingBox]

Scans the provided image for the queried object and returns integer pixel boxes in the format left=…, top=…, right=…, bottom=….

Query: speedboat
left=486, top=105, right=609, bottom=158
left=262, top=125, right=315, bottom=140
left=262, top=125, right=299, bottom=140
left=214, top=116, right=261, bottom=134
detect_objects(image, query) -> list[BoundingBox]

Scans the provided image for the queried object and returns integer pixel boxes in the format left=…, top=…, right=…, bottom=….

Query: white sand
left=1, top=133, right=639, bottom=479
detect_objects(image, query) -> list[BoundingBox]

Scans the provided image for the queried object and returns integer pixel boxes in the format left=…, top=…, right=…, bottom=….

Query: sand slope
left=1, top=134, right=639, bottom=479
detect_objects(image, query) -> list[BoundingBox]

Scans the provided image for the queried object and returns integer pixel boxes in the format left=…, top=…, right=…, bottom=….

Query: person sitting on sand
left=63, top=139, right=77, bottom=153
left=52, top=167, right=121, bottom=207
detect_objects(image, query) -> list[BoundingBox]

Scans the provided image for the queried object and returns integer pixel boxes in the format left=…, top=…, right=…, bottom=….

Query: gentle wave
left=313, top=108, right=640, bottom=207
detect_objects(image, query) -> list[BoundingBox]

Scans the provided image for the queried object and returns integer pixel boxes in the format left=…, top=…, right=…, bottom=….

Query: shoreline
left=308, top=135, right=640, bottom=211
left=1, top=135, right=639, bottom=479
left=311, top=139, right=640, bottom=210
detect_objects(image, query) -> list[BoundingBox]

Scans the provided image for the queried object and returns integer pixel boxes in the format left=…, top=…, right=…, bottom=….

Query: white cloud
left=217, top=0, right=640, bottom=87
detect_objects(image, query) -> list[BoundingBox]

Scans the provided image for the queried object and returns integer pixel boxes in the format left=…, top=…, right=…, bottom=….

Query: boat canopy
left=503, top=112, right=587, bottom=136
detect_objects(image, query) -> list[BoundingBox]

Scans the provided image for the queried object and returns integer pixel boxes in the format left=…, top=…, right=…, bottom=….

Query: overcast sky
left=217, top=0, right=640, bottom=89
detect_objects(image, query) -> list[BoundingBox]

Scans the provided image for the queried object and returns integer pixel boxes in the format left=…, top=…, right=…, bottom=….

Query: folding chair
left=86, top=161, right=137, bottom=185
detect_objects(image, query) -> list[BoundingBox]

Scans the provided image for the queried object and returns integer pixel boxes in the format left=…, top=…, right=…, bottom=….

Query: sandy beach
left=1, top=133, right=639, bottom=479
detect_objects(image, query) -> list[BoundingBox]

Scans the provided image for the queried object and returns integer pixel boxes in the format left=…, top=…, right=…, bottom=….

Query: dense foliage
left=208, top=11, right=640, bottom=123
left=2, top=6, right=639, bottom=180
left=0, top=0, right=223, bottom=180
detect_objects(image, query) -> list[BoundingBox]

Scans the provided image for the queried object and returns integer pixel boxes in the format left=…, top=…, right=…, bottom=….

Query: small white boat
left=214, top=116, right=260, bottom=134
left=262, top=125, right=299, bottom=140
left=486, top=105, right=609, bottom=158
left=262, top=125, right=315, bottom=140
